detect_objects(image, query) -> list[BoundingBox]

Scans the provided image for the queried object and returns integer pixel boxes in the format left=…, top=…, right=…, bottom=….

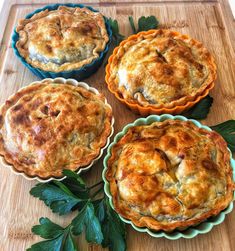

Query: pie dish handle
left=102, top=114, right=235, bottom=239
left=11, top=3, right=112, bottom=81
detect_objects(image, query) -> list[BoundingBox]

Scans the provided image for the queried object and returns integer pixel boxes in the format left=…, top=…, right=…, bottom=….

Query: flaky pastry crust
left=16, top=6, right=109, bottom=72
left=106, top=120, right=234, bottom=232
left=0, top=80, right=112, bottom=179
left=106, top=29, right=216, bottom=109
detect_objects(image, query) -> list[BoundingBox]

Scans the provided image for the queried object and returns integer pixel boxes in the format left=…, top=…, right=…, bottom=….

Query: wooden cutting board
left=0, top=0, right=234, bottom=250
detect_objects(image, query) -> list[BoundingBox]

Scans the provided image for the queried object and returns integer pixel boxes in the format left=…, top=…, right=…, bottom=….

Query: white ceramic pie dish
left=0, top=77, right=114, bottom=182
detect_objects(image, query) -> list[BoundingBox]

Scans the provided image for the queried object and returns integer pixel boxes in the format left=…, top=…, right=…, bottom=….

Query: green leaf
left=211, top=120, right=235, bottom=152
left=107, top=18, right=125, bottom=46
left=63, top=232, right=78, bottom=251
left=53, top=180, right=76, bottom=196
left=137, top=16, right=159, bottom=32
left=30, top=183, right=82, bottom=215
left=27, top=235, right=64, bottom=251
left=128, top=16, right=137, bottom=34
left=61, top=170, right=90, bottom=201
left=63, top=169, right=85, bottom=186
left=32, top=217, right=64, bottom=239
left=108, top=18, right=119, bottom=34
left=183, top=95, right=213, bottom=120
left=27, top=218, right=78, bottom=251
left=93, top=199, right=105, bottom=223
left=211, top=120, right=235, bottom=133
left=99, top=198, right=126, bottom=251
left=72, top=202, right=103, bottom=244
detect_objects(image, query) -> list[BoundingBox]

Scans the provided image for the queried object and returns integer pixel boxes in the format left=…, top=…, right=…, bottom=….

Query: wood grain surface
left=0, top=0, right=234, bottom=250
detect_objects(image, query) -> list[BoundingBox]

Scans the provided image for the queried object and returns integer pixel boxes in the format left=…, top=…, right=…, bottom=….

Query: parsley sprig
left=27, top=218, right=76, bottom=251
left=108, top=15, right=159, bottom=46
left=128, top=16, right=159, bottom=33
left=27, top=170, right=126, bottom=251
left=107, top=18, right=125, bottom=46
left=211, top=120, right=235, bottom=152
left=183, top=95, right=214, bottom=120
left=182, top=95, right=235, bottom=152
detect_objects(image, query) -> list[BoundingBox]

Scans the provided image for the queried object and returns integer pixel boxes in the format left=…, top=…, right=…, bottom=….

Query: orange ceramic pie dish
left=105, top=29, right=216, bottom=115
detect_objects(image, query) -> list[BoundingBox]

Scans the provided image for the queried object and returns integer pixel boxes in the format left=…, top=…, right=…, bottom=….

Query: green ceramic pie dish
left=102, top=114, right=235, bottom=240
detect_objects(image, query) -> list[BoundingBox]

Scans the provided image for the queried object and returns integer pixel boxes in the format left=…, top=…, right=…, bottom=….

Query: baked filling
left=107, top=29, right=216, bottom=108
left=16, top=6, right=109, bottom=72
left=106, top=120, right=234, bottom=231
left=0, top=80, right=112, bottom=178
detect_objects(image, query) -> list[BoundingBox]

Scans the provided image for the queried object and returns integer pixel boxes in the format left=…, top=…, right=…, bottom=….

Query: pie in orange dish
left=106, top=29, right=216, bottom=115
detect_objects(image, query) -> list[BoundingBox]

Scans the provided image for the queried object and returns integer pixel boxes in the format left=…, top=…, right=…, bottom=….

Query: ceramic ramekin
left=105, top=29, right=216, bottom=116
left=0, top=78, right=114, bottom=183
left=102, top=114, right=235, bottom=239
left=12, top=3, right=112, bottom=81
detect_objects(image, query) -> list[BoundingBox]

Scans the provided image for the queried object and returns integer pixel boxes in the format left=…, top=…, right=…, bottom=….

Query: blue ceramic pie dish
left=12, top=3, right=112, bottom=80
left=103, top=114, right=235, bottom=239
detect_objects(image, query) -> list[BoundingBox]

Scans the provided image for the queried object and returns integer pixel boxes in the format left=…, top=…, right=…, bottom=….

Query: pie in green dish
left=103, top=114, right=235, bottom=239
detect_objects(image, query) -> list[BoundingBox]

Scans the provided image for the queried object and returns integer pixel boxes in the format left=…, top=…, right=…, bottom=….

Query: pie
left=106, top=120, right=234, bottom=232
left=106, top=29, right=216, bottom=109
left=15, top=6, right=109, bottom=72
left=0, top=80, right=113, bottom=179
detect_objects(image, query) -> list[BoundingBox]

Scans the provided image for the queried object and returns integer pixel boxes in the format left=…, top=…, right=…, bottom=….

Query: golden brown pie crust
left=16, top=6, right=109, bottom=72
left=107, top=29, right=216, bottom=109
left=106, top=120, right=234, bottom=232
left=0, top=80, right=112, bottom=179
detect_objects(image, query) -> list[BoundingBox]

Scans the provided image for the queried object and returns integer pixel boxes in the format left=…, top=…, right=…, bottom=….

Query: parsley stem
left=91, top=186, right=104, bottom=199
left=129, top=16, right=137, bottom=33
left=88, top=180, right=104, bottom=190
